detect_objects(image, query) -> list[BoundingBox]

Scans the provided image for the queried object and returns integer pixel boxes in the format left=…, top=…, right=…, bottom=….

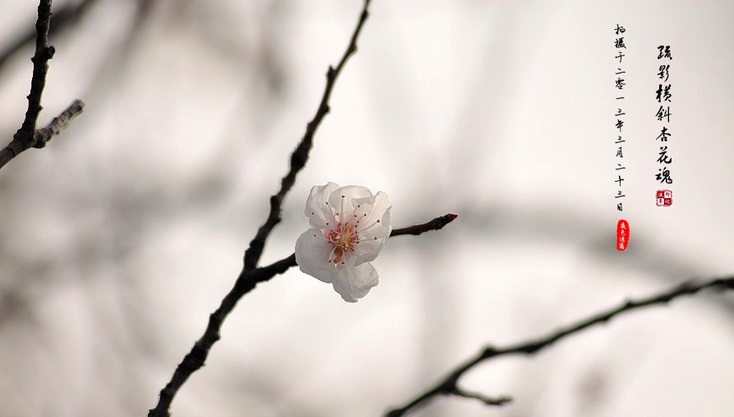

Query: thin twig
left=455, top=390, right=512, bottom=407
left=390, top=213, right=457, bottom=237
left=33, top=99, right=85, bottom=148
left=147, top=2, right=373, bottom=416
left=385, top=276, right=734, bottom=417
left=0, top=0, right=85, bottom=171
left=250, top=213, right=462, bottom=273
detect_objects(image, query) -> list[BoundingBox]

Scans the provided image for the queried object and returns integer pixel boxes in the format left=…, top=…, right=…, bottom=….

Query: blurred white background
left=1, top=0, right=733, bottom=416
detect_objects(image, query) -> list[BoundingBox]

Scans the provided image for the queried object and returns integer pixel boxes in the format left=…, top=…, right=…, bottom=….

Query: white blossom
left=295, top=182, right=392, bottom=302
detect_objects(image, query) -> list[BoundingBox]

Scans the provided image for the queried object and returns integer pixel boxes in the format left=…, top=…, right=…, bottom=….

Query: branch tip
left=390, top=212, right=458, bottom=237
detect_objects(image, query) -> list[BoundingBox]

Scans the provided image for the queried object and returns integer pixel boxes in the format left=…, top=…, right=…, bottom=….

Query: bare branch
left=242, top=0, right=373, bottom=271
left=0, top=0, right=85, bottom=171
left=32, top=99, right=85, bottom=148
left=234, top=213, right=462, bottom=276
left=455, top=389, right=512, bottom=407
left=386, top=276, right=734, bottom=417
left=147, top=2, right=374, bottom=416
left=147, top=205, right=457, bottom=417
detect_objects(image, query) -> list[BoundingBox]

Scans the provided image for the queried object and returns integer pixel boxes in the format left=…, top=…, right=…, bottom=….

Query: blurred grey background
left=1, top=0, right=733, bottom=416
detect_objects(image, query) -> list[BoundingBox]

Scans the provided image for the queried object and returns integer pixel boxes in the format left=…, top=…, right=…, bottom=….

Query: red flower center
left=325, top=222, right=359, bottom=264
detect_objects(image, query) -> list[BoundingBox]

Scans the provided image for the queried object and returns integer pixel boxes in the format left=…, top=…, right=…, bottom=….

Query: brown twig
left=32, top=99, right=85, bottom=148
left=385, top=276, right=734, bottom=417
left=390, top=213, right=457, bottom=237
left=0, top=0, right=85, bottom=171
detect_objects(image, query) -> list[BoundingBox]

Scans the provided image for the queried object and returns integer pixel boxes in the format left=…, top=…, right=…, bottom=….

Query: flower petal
left=305, top=182, right=340, bottom=229
left=352, top=235, right=387, bottom=265
left=295, top=228, right=336, bottom=283
left=356, top=191, right=392, bottom=236
left=329, top=185, right=373, bottom=220
left=351, top=192, right=391, bottom=265
left=331, top=263, right=379, bottom=302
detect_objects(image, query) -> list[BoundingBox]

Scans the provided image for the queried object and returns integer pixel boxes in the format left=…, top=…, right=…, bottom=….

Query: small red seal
left=656, top=189, right=673, bottom=207
left=616, top=219, right=629, bottom=251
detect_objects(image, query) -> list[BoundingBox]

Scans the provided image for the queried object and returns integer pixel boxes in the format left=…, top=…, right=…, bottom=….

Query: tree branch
left=147, top=2, right=374, bottom=416
left=390, top=213, right=457, bottom=237
left=32, top=99, right=85, bottom=148
left=248, top=213, right=461, bottom=273
left=147, top=210, right=456, bottom=417
left=0, top=0, right=85, bottom=171
left=386, top=276, right=734, bottom=417
left=242, top=0, right=372, bottom=271
left=158, top=210, right=462, bottom=417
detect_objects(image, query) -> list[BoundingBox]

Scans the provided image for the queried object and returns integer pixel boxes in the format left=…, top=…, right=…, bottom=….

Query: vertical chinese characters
left=613, top=24, right=629, bottom=251
left=654, top=44, right=674, bottom=206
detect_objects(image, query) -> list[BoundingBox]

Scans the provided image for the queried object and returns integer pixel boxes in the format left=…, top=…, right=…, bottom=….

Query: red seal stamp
left=616, top=219, right=629, bottom=251
left=656, top=190, right=672, bottom=207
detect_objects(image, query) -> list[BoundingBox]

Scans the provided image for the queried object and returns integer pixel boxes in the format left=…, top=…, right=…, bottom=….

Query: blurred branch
left=32, top=99, right=85, bottom=147
left=147, top=1, right=375, bottom=416
left=0, top=0, right=100, bottom=70
left=0, top=0, right=85, bottom=171
left=386, top=276, right=734, bottom=417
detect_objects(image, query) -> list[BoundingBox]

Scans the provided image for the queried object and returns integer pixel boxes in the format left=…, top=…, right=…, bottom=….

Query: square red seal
left=656, top=189, right=673, bottom=207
